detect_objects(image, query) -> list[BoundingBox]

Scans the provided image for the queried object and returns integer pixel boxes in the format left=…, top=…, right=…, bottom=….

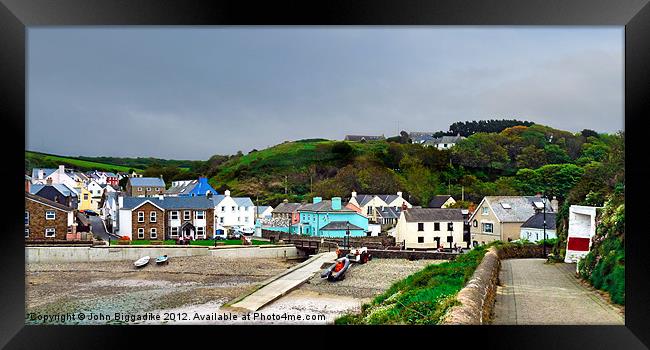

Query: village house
left=30, top=180, right=79, bottom=209
left=395, top=208, right=465, bottom=250
left=469, top=195, right=558, bottom=245
left=297, top=197, right=369, bottom=237
left=424, top=133, right=465, bottom=149
left=271, top=202, right=303, bottom=224
left=31, top=165, right=77, bottom=190
left=25, top=192, right=77, bottom=240
left=428, top=195, right=456, bottom=208
left=77, top=186, right=94, bottom=211
left=116, top=196, right=214, bottom=240
left=348, top=191, right=412, bottom=223
left=100, top=191, right=119, bottom=232
left=407, top=131, right=435, bottom=145
left=212, top=190, right=255, bottom=237
left=343, top=135, right=385, bottom=142
left=165, top=177, right=218, bottom=197
left=126, top=177, right=166, bottom=197
left=256, top=205, right=273, bottom=219
left=520, top=212, right=557, bottom=243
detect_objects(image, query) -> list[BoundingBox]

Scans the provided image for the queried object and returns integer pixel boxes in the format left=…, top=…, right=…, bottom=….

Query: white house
left=424, top=133, right=465, bottom=150
left=395, top=208, right=465, bottom=250
left=101, top=192, right=119, bottom=232
left=31, top=165, right=77, bottom=190
left=256, top=205, right=274, bottom=219
left=348, top=191, right=412, bottom=223
left=519, top=212, right=557, bottom=243
left=212, top=190, right=255, bottom=236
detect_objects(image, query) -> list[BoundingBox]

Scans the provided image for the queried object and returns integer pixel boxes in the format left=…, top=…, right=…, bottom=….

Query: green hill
left=25, top=151, right=143, bottom=173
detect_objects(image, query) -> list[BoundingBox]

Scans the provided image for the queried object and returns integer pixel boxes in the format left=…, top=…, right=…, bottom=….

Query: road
left=86, top=215, right=117, bottom=241
left=492, top=259, right=624, bottom=325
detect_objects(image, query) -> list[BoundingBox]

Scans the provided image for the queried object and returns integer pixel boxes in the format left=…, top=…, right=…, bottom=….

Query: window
left=219, top=217, right=224, bottom=223
left=45, top=228, right=55, bottom=237
left=482, top=207, right=489, bottom=215
left=147, top=187, right=151, bottom=191
left=170, top=227, right=179, bottom=237
left=170, top=211, right=179, bottom=220
left=137, top=228, right=145, bottom=239
left=150, top=211, right=157, bottom=222
left=84, top=194, right=89, bottom=200
left=245, top=217, right=249, bottom=222
left=238, top=217, right=241, bottom=222
left=138, top=187, right=142, bottom=191
left=46, top=211, right=55, bottom=220
left=231, top=206, right=236, bottom=212
left=417, top=223, right=424, bottom=231
left=184, top=211, right=191, bottom=220
left=150, top=228, right=157, bottom=239
left=473, top=220, right=478, bottom=227
left=138, top=211, right=144, bottom=222
left=448, top=222, right=454, bottom=231
left=67, top=226, right=72, bottom=233
left=25, top=211, right=29, bottom=225
left=482, top=223, right=493, bottom=233
left=196, top=227, right=205, bottom=237
left=221, top=206, right=225, bottom=212
left=367, top=206, right=372, bottom=215
left=24, top=228, right=29, bottom=238
left=434, top=222, right=440, bottom=231
left=195, top=211, right=205, bottom=220
left=418, top=236, right=424, bottom=243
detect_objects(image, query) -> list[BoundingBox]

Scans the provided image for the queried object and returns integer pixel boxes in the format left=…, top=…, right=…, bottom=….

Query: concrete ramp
left=230, top=251, right=337, bottom=312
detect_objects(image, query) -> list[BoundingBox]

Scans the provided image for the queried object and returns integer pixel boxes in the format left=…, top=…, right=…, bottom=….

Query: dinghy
left=320, top=257, right=350, bottom=282
left=134, top=256, right=150, bottom=268
left=155, top=255, right=169, bottom=265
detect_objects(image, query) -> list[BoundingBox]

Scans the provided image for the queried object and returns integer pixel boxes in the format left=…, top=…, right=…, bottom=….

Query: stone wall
left=338, top=248, right=457, bottom=260
left=262, top=230, right=395, bottom=247
left=441, top=243, right=546, bottom=325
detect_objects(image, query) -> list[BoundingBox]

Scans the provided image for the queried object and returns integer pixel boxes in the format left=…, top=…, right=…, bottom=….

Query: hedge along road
left=492, top=259, right=624, bottom=325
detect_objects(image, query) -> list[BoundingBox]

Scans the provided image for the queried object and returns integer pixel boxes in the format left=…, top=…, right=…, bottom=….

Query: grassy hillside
left=25, top=151, right=143, bottom=173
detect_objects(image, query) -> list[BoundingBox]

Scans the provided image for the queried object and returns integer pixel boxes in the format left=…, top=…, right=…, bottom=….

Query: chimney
left=313, top=196, right=322, bottom=204
left=58, top=165, right=65, bottom=173
left=225, top=190, right=231, bottom=197
left=535, top=192, right=542, bottom=198
left=118, top=195, right=124, bottom=208
left=351, top=191, right=357, bottom=198
left=283, top=199, right=289, bottom=203
left=158, top=195, right=164, bottom=201
left=551, top=196, right=559, bottom=212
left=332, top=197, right=342, bottom=210
left=397, top=191, right=403, bottom=198
left=46, top=178, right=53, bottom=185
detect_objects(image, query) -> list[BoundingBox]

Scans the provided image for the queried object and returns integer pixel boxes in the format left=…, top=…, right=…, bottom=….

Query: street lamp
left=345, top=222, right=351, bottom=249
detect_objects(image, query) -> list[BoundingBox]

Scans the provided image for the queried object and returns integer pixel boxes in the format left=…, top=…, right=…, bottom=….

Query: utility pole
left=285, top=175, right=288, bottom=195
left=461, top=186, right=464, bottom=201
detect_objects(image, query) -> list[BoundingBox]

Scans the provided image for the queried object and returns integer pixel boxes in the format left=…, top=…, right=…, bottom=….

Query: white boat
left=134, top=256, right=150, bottom=268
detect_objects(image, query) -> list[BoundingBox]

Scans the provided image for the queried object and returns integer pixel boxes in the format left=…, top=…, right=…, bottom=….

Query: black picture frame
left=2, top=0, right=649, bottom=348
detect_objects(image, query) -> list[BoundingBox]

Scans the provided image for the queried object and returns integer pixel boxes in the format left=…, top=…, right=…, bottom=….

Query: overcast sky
left=27, top=27, right=623, bottom=160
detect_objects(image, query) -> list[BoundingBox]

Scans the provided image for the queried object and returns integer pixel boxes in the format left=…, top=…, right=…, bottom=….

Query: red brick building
left=25, top=192, right=77, bottom=241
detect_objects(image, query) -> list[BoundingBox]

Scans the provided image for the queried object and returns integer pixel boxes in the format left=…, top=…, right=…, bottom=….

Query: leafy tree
left=543, top=144, right=571, bottom=164
left=516, top=145, right=547, bottom=169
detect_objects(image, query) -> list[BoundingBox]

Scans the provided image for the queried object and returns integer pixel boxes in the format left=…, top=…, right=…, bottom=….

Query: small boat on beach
left=134, top=256, right=150, bottom=268
left=320, top=256, right=350, bottom=282
left=155, top=255, right=169, bottom=265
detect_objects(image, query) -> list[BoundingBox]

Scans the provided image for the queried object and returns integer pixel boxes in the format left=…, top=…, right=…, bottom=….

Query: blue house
left=183, top=177, right=218, bottom=197
left=297, top=197, right=368, bottom=237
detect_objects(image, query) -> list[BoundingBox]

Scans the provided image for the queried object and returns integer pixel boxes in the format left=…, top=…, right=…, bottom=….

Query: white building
left=212, top=190, right=255, bottom=236
left=396, top=208, right=465, bottom=250
left=565, top=205, right=601, bottom=263
left=348, top=191, right=412, bottom=222
left=424, top=133, right=465, bottom=150
left=519, top=212, right=557, bottom=243
left=31, top=165, right=78, bottom=190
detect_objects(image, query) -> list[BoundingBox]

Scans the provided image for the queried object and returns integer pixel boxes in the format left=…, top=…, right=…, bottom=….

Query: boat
left=134, top=256, right=150, bottom=268
left=320, top=257, right=350, bottom=282
left=155, top=255, right=169, bottom=265
left=346, top=247, right=372, bottom=264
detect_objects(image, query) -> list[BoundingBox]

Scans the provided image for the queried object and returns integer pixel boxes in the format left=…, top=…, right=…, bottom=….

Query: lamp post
left=542, top=193, right=547, bottom=257
left=346, top=222, right=351, bottom=249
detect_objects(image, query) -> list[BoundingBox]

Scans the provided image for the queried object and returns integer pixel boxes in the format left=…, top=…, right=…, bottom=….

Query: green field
left=26, top=151, right=142, bottom=173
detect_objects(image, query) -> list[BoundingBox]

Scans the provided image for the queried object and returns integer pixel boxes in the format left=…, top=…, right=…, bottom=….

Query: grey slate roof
left=404, top=208, right=464, bottom=222
left=299, top=200, right=354, bottom=213
left=320, top=221, right=365, bottom=231
left=273, top=202, right=304, bottom=213
left=377, top=207, right=401, bottom=219
left=354, top=194, right=400, bottom=206
left=408, top=131, right=435, bottom=143
left=31, top=168, right=56, bottom=179
left=25, top=192, right=74, bottom=212
left=484, top=196, right=555, bottom=223
left=430, top=134, right=465, bottom=145
left=104, top=172, right=118, bottom=178
left=257, top=206, right=271, bottom=215
left=165, top=180, right=197, bottom=195
left=429, top=195, right=453, bottom=208
left=31, top=184, right=78, bottom=197
left=211, top=195, right=254, bottom=207
left=121, top=196, right=213, bottom=210
left=521, top=212, right=557, bottom=230
left=128, top=177, right=166, bottom=187
left=376, top=194, right=399, bottom=204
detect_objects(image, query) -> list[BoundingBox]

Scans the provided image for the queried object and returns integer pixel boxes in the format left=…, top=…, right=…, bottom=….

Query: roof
left=25, top=192, right=74, bottom=212
left=121, top=196, right=214, bottom=210
left=186, top=178, right=218, bottom=196
left=299, top=200, right=355, bottom=213
left=481, top=196, right=555, bottom=223
left=31, top=184, right=78, bottom=197
left=320, top=221, right=365, bottom=231
left=104, top=172, right=117, bottom=177
left=128, top=177, right=166, bottom=187
left=408, top=132, right=435, bottom=143
left=521, top=212, right=557, bottom=230
left=31, top=168, right=56, bottom=179
left=377, top=207, right=401, bottom=219
left=354, top=194, right=400, bottom=206
left=165, top=180, right=197, bottom=195
left=403, top=208, right=464, bottom=222
left=344, top=135, right=385, bottom=141
left=429, top=195, right=453, bottom=208
left=376, top=194, right=400, bottom=204
left=211, top=195, right=254, bottom=207
left=429, top=134, right=465, bottom=145
left=273, top=202, right=304, bottom=213
left=257, top=206, right=272, bottom=215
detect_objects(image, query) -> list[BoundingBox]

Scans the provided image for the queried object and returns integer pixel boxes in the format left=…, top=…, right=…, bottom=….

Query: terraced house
left=395, top=208, right=465, bottom=249
left=348, top=191, right=412, bottom=223
left=25, top=192, right=77, bottom=240
left=297, top=197, right=369, bottom=237
left=116, top=196, right=214, bottom=240
left=126, top=176, right=166, bottom=197
left=212, top=190, right=255, bottom=236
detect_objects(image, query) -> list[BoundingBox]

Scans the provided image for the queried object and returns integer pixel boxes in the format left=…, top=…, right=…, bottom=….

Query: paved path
left=492, top=259, right=624, bottom=325
left=230, top=252, right=337, bottom=312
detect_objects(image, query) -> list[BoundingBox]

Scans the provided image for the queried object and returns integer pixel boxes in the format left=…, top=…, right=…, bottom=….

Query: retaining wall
left=441, top=244, right=546, bottom=325
left=338, top=248, right=457, bottom=260
left=26, top=245, right=303, bottom=263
